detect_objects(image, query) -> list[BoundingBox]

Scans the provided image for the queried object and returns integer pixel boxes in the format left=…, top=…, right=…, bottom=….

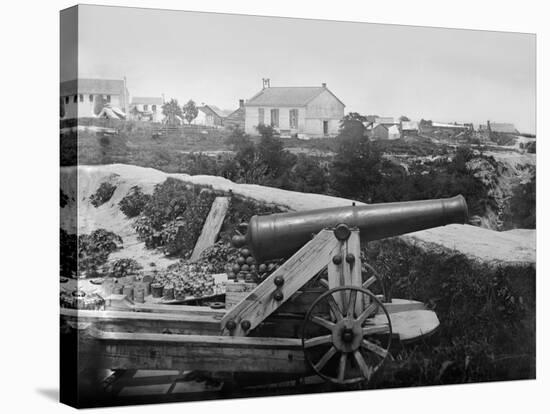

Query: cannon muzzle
left=245, top=195, right=468, bottom=262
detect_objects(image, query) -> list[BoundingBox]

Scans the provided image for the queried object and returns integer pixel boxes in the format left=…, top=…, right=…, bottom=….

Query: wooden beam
left=327, top=230, right=362, bottom=314
left=89, top=328, right=307, bottom=374
left=221, top=230, right=340, bottom=336
left=190, top=197, right=230, bottom=261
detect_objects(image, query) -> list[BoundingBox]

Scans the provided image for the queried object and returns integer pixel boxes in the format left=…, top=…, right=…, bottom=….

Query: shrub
left=134, top=179, right=217, bottom=257
left=90, top=181, right=117, bottom=207
left=502, top=173, right=536, bottom=229
left=77, top=229, right=123, bottom=276
left=118, top=186, right=151, bottom=218
left=104, top=258, right=142, bottom=278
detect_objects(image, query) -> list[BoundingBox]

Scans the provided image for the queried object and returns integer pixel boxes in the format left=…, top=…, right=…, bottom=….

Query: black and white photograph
left=55, top=2, right=536, bottom=409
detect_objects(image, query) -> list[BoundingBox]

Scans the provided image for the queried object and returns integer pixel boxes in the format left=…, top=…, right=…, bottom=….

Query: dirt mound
left=61, top=164, right=535, bottom=270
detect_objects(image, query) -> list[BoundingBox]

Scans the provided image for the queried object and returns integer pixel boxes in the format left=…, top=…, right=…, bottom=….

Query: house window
left=143, top=104, right=148, bottom=111
left=65, top=96, right=69, bottom=104
left=289, top=109, right=298, bottom=129
left=258, top=108, right=265, bottom=125
left=106, top=95, right=111, bottom=103
left=73, top=95, right=78, bottom=103
left=79, top=94, right=84, bottom=102
left=89, top=94, right=94, bottom=102
left=152, top=104, right=156, bottom=112
left=270, top=108, right=279, bottom=128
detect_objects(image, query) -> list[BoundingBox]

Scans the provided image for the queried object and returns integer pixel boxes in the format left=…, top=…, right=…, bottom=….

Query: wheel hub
left=332, top=318, right=363, bottom=352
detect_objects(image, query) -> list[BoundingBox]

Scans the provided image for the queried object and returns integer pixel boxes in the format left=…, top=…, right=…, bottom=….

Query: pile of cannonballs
left=228, top=235, right=280, bottom=283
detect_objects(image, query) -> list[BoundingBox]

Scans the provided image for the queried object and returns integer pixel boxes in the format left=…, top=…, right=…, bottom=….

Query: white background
left=0, top=0, right=546, bottom=412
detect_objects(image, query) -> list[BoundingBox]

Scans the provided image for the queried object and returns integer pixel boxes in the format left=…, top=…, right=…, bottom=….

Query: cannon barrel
left=246, top=195, right=468, bottom=262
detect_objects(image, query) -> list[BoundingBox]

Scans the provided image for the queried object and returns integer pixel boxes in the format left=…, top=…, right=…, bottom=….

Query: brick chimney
left=322, top=83, right=327, bottom=88
left=239, top=99, right=244, bottom=108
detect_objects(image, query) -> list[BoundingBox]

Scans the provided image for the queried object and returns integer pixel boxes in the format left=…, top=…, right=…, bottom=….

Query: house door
left=323, top=120, right=329, bottom=135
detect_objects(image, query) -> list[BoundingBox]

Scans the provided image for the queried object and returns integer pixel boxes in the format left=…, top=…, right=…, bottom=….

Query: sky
left=70, top=5, right=536, bottom=133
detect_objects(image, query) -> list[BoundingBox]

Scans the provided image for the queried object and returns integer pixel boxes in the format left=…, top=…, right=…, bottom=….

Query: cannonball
left=246, top=256, right=255, bottom=265
left=258, top=263, right=267, bottom=273
left=241, top=248, right=251, bottom=258
left=236, top=256, right=246, bottom=266
left=241, top=264, right=250, bottom=272
left=231, top=235, right=246, bottom=248
left=232, top=264, right=241, bottom=273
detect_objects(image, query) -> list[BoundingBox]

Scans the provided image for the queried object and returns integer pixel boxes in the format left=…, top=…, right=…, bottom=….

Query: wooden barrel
left=151, top=283, right=163, bottom=298
left=122, top=286, right=134, bottom=301
left=163, top=284, right=175, bottom=300
left=134, top=288, right=145, bottom=303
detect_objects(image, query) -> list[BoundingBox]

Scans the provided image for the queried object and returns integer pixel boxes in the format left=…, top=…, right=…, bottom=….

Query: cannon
left=241, top=195, right=468, bottom=261
left=61, top=195, right=470, bottom=398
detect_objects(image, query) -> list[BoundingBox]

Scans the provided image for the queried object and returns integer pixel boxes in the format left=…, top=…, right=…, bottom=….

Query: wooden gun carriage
left=61, top=195, right=468, bottom=389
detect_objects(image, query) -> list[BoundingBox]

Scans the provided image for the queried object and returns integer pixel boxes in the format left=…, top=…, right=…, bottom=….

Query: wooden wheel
left=301, top=286, right=392, bottom=385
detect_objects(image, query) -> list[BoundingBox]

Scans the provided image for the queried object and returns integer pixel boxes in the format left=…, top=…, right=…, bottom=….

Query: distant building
left=199, top=105, right=233, bottom=127
left=372, top=123, right=401, bottom=141
left=479, top=121, right=519, bottom=141
left=224, top=99, right=246, bottom=130
left=400, top=121, right=419, bottom=137
left=60, top=78, right=129, bottom=119
left=374, top=116, right=399, bottom=126
left=129, top=97, right=164, bottom=122
left=244, top=82, right=345, bottom=138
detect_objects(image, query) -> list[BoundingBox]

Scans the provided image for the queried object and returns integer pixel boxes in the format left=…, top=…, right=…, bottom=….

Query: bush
left=104, top=258, right=142, bottom=278
left=134, top=179, right=217, bottom=256
left=366, top=238, right=535, bottom=385
left=90, top=181, right=117, bottom=207
left=118, top=186, right=151, bottom=218
left=77, top=229, right=123, bottom=276
left=502, top=173, right=536, bottom=229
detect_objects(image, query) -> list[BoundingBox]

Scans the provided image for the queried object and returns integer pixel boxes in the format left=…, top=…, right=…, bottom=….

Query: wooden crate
left=225, top=281, right=258, bottom=309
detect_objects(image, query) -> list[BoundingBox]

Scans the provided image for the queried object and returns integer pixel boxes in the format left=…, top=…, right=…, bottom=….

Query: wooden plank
left=373, top=309, right=440, bottom=341
left=190, top=197, right=230, bottom=261
left=89, top=328, right=307, bottom=374
left=221, top=230, right=341, bottom=336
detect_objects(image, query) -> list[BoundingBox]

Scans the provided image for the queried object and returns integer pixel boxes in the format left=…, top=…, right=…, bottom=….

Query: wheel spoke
left=319, top=278, right=329, bottom=289
left=362, top=324, right=390, bottom=336
left=337, top=352, right=347, bottom=382
left=314, top=346, right=338, bottom=371
left=356, top=303, right=378, bottom=325
left=346, top=288, right=357, bottom=318
left=326, top=294, right=344, bottom=322
left=353, top=350, right=373, bottom=381
left=311, top=316, right=335, bottom=331
left=363, top=275, right=377, bottom=289
left=304, top=334, right=332, bottom=349
left=361, top=339, right=388, bottom=359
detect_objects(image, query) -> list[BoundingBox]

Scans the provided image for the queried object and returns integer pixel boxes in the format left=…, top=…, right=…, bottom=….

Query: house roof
left=245, top=86, right=345, bottom=107
left=60, top=78, right=126, bottom=96
left=490, top=123, right=518, bottom=134
left=374, top=117, right=398, bottom=125
left=131, top=97, right=163, bottom=105
left=431, top=122, right=467, bottom=129
left=401, top=121, right=419, bottom=130
left=200, top=105, right=233, bottom=118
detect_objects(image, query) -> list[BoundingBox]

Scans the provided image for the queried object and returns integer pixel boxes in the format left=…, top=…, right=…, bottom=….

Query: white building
left=129, top=97, right=164, bottom=122
left=244, top=83, right=345, bottom=138
left=60, top=78, right=129, bottom=119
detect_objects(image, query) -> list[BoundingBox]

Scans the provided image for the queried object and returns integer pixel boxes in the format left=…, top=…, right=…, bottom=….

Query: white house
left=129, top=97, right=164, bottom=122
left=60, top=78, right=129, bottom=119
left=244, top=82, right=345, bottom=138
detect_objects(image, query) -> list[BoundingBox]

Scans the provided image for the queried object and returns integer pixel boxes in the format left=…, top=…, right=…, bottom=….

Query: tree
left=291, top=154, right=328, bottom=194
left=162, top=99, right=183, bottom=125
left=93, top=95, right=108, bottom=116
left=341, top=112, right=367, bottom=123
left=182, top=99, right=199, bottom=124
left=330, top=118, right=382, bottom=201
left=399, top=115, right=410, bottom=122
